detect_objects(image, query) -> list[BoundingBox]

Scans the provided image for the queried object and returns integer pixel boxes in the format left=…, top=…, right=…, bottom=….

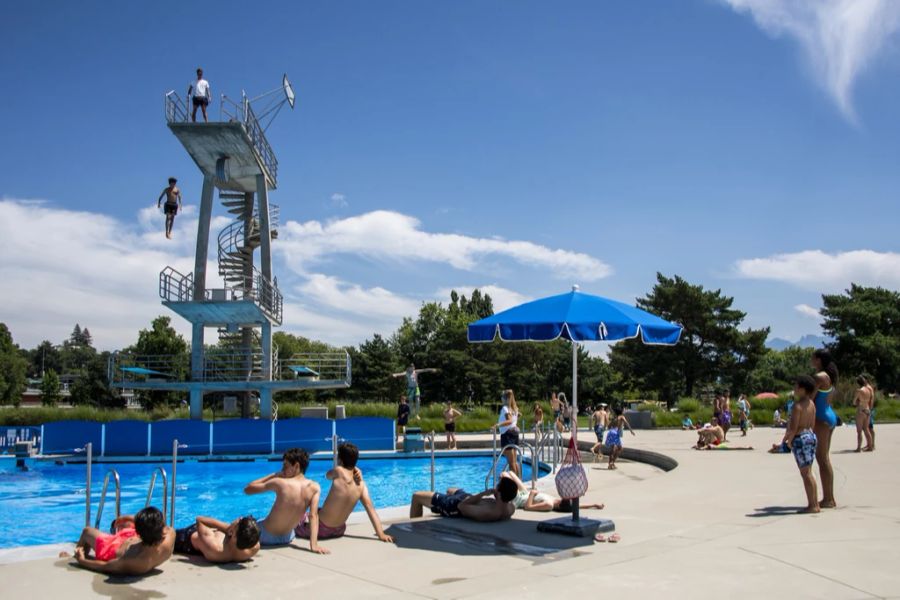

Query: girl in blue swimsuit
left=812, top=349, right=838, bottom=508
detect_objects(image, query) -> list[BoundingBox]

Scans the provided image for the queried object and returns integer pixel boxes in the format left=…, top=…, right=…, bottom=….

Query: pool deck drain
left=2, top=426, right=899, bottom=599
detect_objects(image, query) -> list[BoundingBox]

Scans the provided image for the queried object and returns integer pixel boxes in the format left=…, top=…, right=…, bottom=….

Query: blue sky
left=2, top=0, right=900, bottom=350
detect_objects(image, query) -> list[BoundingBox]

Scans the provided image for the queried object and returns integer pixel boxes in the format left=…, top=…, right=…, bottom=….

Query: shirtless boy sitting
left=244, top=448, right=327, bottom=553
left=295, top=442, right=394, bottom=546
left=64, top=506, right=174, bottom=576
left=694, top=419, right=725, bottom=449
left=409, top=476, right=518, bottom=522
left=173, top=515, right=260, bottom=563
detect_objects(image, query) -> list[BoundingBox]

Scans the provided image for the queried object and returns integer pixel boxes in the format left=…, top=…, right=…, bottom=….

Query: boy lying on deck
left=294, top=442, right=394, bottom=547
left=173, top=515, right=260, bottom=563
left=62, top=507, right=174, bottom=576
left=409, top=476, right=518, bottom=522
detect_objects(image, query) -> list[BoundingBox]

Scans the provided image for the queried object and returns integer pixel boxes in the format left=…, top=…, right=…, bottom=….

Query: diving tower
left=109, top=78, right=351, bottom=419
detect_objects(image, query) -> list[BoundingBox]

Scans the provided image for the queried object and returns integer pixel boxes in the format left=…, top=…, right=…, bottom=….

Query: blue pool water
left=0, top=455, right=540, bottom=548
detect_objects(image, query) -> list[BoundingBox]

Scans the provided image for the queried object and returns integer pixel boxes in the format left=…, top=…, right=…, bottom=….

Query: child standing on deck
left=781, top=375, right=820, bottom=514
left=605, top=406, right=635, bottom=470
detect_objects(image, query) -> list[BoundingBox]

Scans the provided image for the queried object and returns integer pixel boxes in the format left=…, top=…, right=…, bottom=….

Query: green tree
left=69, top=353, right=119, bottom=407
left=124, top=316, right=189, bottom=409
left=41, top=369, right=62, bottom=406
left=27, top=340, right=63, bottom=379
left=609, top=274, right=769, bottom=404
left=746, top=346, right=814, bottom=393
left=821, top=284, right=900, bottom=392
left=350, top=334, right=400, bottom=402
left=0, top=323, right=29, bottom=407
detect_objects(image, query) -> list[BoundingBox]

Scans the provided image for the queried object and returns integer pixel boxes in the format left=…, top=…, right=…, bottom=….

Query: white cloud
left=794, top=303, right=821, bottom=319
left=330, top=193, right=348, bottom=209
left=277, top=210, right=612, bottom=281
left=296, top=274, right=422, bottom=320
left=734, top=249, right=900, bottom=291
left=0, top=199, right=222, bottom=350
left=719, top=0, right=900, bottom=121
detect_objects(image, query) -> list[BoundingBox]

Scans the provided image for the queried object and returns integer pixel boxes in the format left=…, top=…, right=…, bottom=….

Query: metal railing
left=277, top=352, right=352, bottom=384
left=159, top=266, right=194, bottom=302
left=94, top=469, right=121, bottom=530
left=203, top=349, right=267, bottom=381
left=108, top=352, right=190, bottom=386
left=218, top=94, right=278, bottom=183
left=484, top=443, right=534, bottom=491
left=165, top=90, right=188, bottom=123
left=146, top=467, right=168, bottom=524
left=427, top=431, right=436, bottom=492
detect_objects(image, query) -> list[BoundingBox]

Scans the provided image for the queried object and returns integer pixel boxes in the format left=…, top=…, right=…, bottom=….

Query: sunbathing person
left=694, top=420, right=725, bottom=449
left=409, top=476, right=518, bottom=522
left=295, top=442, right=393, bottom=545
left=501, top=471, right=605, bottom=512
left=63, top=507, right=174, bottom=576
left=173, top=515, right=260, bottom=563
left=244, top=448, right=327, bottom=553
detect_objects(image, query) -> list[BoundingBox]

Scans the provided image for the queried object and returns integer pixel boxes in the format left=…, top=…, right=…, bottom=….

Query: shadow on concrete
left=385, top=518, right=594, bottom=559
left=173, top=555, right=253, bottom=570
left=745, top=505, right=808, bottom=518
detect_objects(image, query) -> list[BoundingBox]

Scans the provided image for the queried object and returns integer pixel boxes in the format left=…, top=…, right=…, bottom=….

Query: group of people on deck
left=64, top=442, right=392, bottom=576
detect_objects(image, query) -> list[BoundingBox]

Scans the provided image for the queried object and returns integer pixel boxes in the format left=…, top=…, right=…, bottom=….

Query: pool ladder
left=82, top=440, right=181, bottom=530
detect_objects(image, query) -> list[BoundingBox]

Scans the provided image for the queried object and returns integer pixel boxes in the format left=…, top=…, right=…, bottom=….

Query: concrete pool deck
left=1, top=424, right=898, bottom=599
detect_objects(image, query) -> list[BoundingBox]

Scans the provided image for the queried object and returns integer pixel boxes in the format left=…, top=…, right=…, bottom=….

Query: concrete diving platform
left=168, top=122, right=276, bottom=192
left=163, top=298, right=274, bottom=327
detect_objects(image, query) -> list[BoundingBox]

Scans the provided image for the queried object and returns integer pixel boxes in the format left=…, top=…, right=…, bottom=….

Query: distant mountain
left=766, top=334, right=830, bottom=351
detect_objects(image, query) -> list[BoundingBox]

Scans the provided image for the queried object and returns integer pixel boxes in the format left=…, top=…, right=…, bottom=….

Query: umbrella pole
left=572, top=340, right=580, bottom=522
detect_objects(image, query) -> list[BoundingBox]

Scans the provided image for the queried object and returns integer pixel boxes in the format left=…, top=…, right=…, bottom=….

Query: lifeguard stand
left=109, top=77, right=351, bottom=419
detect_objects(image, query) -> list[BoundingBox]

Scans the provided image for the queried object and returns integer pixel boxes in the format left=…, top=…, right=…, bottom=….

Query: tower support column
left=189, top=388, right=203, bottom=420
left=193, top=175, right=215, bottom=300
left=259, top=388, right=273, bottom=421
left=255, top=174, right=273, bottom=282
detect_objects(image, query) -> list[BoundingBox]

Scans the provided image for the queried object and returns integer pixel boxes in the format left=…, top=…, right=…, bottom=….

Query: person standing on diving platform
left=157, top=177, right=181, bottom=239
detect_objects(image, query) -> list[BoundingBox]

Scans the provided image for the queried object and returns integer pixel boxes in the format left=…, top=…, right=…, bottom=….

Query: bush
left=676, top=398, right=699, bottom=413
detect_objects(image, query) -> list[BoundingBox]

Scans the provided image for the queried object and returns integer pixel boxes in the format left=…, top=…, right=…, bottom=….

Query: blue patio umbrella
left=467, top=285, right=682, bottom=536
left=468, top=285, right=682, bottom=426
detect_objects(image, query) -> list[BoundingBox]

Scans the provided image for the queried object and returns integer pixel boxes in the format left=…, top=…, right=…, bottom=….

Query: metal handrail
left=146, top=467, right=168, bottom=524
left=483, top=443, right=533, bottom=491
left=170, top=440, right=183, bottom=527
left=165, top=90, right=188, bottom=123
left=94, top=469, right=121, bottom=530
left=428, top=431, right=436, bottom=492
left=84, top=443, right=93, bottom=528
left=218, top=93, right=279, bottom=182
left=159, top=266, right=194, bottom=302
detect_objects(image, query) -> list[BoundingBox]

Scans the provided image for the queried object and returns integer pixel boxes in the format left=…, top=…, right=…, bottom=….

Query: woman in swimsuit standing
left=811, top=348, right=839, bottom=508
left=853, top=375, right=874, bottom=452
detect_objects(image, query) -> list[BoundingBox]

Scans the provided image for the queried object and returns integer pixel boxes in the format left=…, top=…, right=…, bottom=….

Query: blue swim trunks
left=258, top=518, right=295, bottom=546
left=430, top=489, right=471, bottom=518
left=605, top=428, right=622, bottom=448
left=791, top=429, right=817, bottom=469
left=594, top=426, right=605, bottom=442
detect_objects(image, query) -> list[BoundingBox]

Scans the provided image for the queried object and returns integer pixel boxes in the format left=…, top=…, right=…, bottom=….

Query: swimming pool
left=0, top=455, right=542, bottom=548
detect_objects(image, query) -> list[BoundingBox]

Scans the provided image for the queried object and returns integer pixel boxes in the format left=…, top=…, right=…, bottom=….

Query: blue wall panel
left=336, top=417, right=395, bottom=451
left=150, top=419, right=210, bottom=455
left=274, top=419, right=333, bottom=453
left=212, top=420, right=272, bottom=454
left=42, top=421, right=102, bottom=455
left=104, top=420, right=149, bottom=456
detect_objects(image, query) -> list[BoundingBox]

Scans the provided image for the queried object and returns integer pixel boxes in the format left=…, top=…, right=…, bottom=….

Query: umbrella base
left=536, top=516, right=614, bottom=538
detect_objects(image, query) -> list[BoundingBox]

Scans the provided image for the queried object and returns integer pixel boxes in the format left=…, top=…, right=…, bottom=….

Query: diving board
left=119, top=366, right=173, bottom=377
left=287, top=365, right=319, bottom=378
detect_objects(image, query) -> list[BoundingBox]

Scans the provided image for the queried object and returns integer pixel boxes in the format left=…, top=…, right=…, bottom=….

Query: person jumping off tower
left=157, top=177, right=182, bottom=239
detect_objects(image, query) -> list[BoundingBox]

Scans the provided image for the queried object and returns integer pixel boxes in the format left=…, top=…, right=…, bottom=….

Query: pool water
left=0, top=455, right=540, bottom=548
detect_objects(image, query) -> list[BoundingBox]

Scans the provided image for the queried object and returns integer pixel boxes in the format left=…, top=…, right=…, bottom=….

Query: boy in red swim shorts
left=62, top=506, right=175, bottom=576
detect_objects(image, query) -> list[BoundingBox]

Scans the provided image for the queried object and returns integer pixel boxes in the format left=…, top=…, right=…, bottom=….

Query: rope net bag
left=555, top=436, right=588, bottom=499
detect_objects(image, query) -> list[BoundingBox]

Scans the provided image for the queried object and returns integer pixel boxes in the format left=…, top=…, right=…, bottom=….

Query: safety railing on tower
left=108, top=352, right=190, bottom=386
left=218, top=94, right=279, bottom=183
left=164, top=91, right=189, bottom=123
left=159, top=266, right=194, bottom=302
left=276, top=352, right=351, bottom=385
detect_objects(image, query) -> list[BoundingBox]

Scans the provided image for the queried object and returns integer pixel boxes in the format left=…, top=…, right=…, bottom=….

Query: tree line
left=1, top=275, right=897, bottom=410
